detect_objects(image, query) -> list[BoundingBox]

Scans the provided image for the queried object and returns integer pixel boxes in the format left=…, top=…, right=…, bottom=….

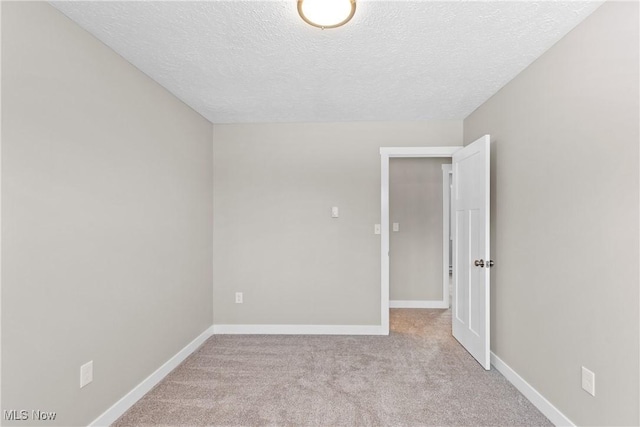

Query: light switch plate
left=374, top=224, right=381, bottom=235
left=393, top=222, right=399, bottom=232
left=80, top=360, right=93, bottom=388
left=581, top=366, right=595, bottom=396
left=331, top=207, right=339, bottom=218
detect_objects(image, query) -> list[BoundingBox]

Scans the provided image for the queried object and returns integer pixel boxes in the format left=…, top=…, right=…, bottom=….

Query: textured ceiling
left=51, top=1, right=604, bottom=123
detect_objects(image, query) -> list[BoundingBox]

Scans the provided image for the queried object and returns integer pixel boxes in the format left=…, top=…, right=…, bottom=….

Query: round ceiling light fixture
left=298, top=0, right=356, bottom=29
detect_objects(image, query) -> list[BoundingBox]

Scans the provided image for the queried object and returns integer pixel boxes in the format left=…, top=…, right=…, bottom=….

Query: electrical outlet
left=374, top=224, right=381, bottom=235
left=80, top=361, right=93, bottom=388
left=235, top=292, right=243, bottom=304
left=581, top=366, right=595, bottom=396
left=393, top=222, right=400, bottom=232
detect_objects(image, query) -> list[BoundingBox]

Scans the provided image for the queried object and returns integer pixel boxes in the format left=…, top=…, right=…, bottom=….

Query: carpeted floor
left=113, top=309, right=551, bottom=426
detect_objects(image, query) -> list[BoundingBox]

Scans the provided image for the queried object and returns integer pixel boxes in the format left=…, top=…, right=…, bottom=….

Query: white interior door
left=452, top=135, right=491, bottom=369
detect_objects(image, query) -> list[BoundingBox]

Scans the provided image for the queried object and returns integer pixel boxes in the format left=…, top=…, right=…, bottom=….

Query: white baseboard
left=490, top=352, right=575, bottom=427
left=389, top=300, right=448, bottom=309
left=212, top=324, right=386, bottom=335
left=89, top=326, right=214, bottom=427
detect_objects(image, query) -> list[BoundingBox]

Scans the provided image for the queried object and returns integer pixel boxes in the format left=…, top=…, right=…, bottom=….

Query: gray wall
left=464, top=1, right=639, bottom=425
left=389, top=158, right=450, bottom=302
left=1, top=2, right=213, bottom=426
left=212, top=122, right=461, bottom=325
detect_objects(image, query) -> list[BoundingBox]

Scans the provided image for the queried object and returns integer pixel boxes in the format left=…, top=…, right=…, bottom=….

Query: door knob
left=474, top=259, right=485, bottom=267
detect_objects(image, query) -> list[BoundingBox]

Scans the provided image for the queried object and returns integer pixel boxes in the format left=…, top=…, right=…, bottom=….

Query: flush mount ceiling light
left=298, top=0, right=356, bottom=29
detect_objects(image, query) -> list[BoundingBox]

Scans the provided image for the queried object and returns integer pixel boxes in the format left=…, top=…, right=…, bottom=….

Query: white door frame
left=380, top=146, right=462, bottom=334
left=442, top=164, right=453, bottom=307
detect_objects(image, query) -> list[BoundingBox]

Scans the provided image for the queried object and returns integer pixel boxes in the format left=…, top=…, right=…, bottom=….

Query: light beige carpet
left=113, top=309, right=551, bottom=426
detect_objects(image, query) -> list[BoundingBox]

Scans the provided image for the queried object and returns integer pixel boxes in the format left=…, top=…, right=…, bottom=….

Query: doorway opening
left=379, top=146, right=462, bottom=335
left=387, top=158, right=452, bottom=310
